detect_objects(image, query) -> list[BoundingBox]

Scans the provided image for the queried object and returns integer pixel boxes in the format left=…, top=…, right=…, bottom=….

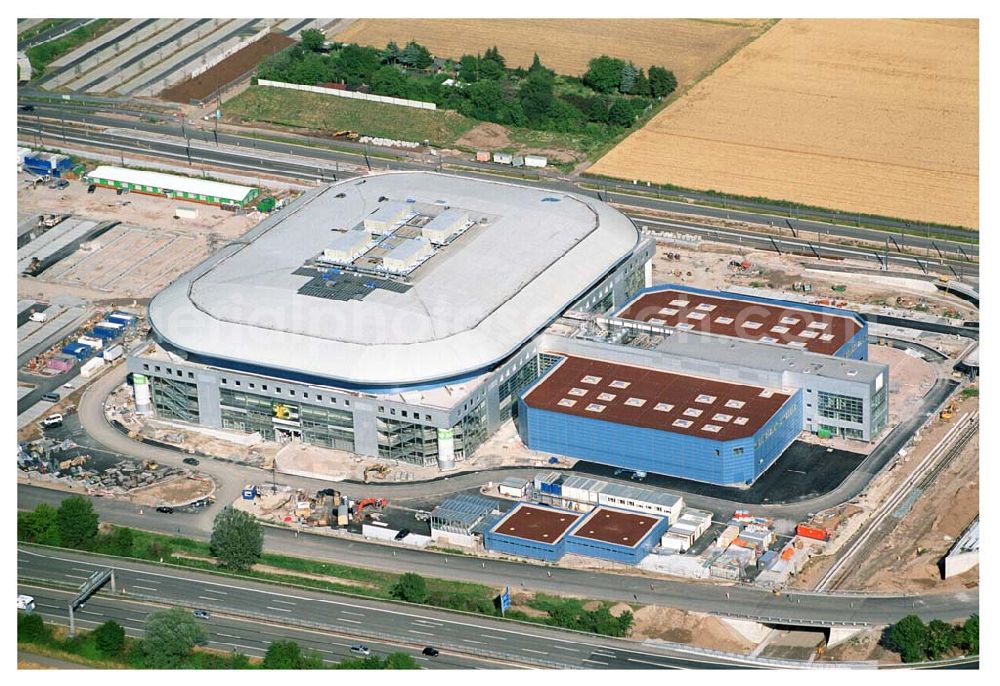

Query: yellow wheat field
left=590, top=19, right=979, bottom=228
left=333, top=19, right=771, bottom=88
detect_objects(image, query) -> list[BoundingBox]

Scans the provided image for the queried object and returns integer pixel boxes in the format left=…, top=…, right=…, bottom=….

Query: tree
left=262, top=639, right=322, bottom=669
left=391, top=572, right=428, bottom=603
left=458, top=54, right=479, bottom=82
left=607, top=98, right=635, bottom=127
left=299, top=28, right=326, bottom=53
left=959, top=615, right=979, bottom=654
left=371, top=65, right=408, bottom=98
left=94, top=620, right=126, bottom=657
left=336, top=43, right=382, bottom=86
left=400, top=41, right=432, bottom=69
left=18, top=503, right=61, bottom=546
left=885, top=614, right=929, bottom=663
left=478, top=56, right=505, bottom=81
left=583, top=55, right=626, bottom=94
left=382, top=41, right=400, bottom=64
left=383, top=652, right=420, bottom=669
left=926, top=619, right=957, bottom=660
left=140, top=608, right=207, bottom=668
left=634, top=68, right=651, bottom=97
left=483, top=45, right=506, bottom=69
left=619, top=61, right=637, bottom=94
left=519, top=71, right=556, bottom=125
left=648, top=65, right=677, bottom=98
left=57, top=496, right=99, bottom=548
left=463, top=79, right=507, bottom=122
left=18, top=613, right=49, bottom=643
left=209, top=507, right=263, bottom=572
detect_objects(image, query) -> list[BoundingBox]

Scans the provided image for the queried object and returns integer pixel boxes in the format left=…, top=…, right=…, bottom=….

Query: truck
left=17, top=595, right=35, bottom=613
left=795, top=523, right=831, bottom=542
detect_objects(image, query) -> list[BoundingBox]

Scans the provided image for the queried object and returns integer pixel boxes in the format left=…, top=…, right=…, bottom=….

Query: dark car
left=19, top=104, right=35, bottom=112
left=193, top=609, right=210, bottom=620
left=87, top=184, right=96, bottom=193
left=422, top=647, right=439, bottom=657
left=394, top=528, right=410, bottom=541
left=182, top=457, right=200, bottom=466
left=55, top=179, right=69, bottom=189
left=155, top=506, right=174, bottom=514
left=41, top=392, right=60, bottom=402
left=116, top=188, right=125, bottom=195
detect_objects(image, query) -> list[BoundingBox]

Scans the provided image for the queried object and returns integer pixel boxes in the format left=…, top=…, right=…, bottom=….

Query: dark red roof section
left=615, top=289, right=861, bottom=356
left=491, top=504, right=582, bottom=544
left=522, top=355, right=792, bottom=439
left=570, top=507, right=663, bottom=548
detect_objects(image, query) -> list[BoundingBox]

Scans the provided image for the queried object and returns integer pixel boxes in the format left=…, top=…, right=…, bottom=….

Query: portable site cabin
left=83, top=166, right=258, bottom=207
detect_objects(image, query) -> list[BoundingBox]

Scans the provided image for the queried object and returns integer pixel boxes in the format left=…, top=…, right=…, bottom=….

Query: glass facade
left=817, top=391, right=864, bottom=424
left=219, top=388, right=354, bottom=450
left=151, top=376, right=199, bottom=422
left=498, top=357, right=541, bottom=422
left=623, top=263, right=646, bottom=301
left=453, top=399, right=488, bottom=459
left=871, top=385, right=888, bottom=435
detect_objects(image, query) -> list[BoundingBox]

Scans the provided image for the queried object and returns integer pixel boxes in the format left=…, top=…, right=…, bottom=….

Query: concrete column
left=719, top=617, right=772, bottom=644
left=827, top=625, right=867, bottom=648
left=351, top=398, right=378, bottom=457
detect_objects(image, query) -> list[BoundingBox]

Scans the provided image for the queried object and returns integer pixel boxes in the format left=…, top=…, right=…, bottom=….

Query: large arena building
left=132, top=171, right=888, bottom=484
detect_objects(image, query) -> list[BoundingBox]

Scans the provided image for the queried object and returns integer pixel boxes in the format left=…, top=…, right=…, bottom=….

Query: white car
left=41, top=413, right=63, bottom=428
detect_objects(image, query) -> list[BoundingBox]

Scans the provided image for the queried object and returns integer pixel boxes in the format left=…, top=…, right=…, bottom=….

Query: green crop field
left=225, top=86, right=477, bottom=147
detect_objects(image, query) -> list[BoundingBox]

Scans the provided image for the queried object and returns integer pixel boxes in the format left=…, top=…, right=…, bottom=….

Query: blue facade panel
left=565, top=514, right=670, bottom=565
left=482, top=530, right=565, bottom=562
left=518, top=390, right=802, bottom=487
left=836, top=325, right=868, bottom=361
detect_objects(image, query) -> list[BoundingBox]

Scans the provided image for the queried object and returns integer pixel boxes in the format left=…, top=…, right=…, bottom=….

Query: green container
left=831, top=284, right=847, bottom=292
left=817, top=428, right=833, bottom=439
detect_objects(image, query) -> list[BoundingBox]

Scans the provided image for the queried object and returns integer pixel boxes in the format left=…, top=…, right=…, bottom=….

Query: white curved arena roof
left=149, top=171, right=639, bottom=386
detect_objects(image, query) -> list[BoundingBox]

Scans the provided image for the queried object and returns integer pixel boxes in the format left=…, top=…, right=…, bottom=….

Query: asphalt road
left=18, top=486, right=978, bottom=627
left=18, top=546, right=753, bottom=669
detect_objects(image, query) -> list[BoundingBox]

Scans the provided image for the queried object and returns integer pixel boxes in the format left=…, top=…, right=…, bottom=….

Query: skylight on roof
left=654, top=403, right=674, bottom=413
left=609, top=380, right=631, bottom=389
left=819, top=333, right=834, bottom=341
left=624, top=397, right=646, bottom=407
left=567, top=387, right=588, bottom=397
left=771, top=325, right=790, bottom=334
left=725, top=399, right=746, bottom=409
left=672, top=418, right=693, bottom=428
left=669, top=299, right=689, bottom=307
left=760, top=336, right=778, bottom=343
left=714, top=316, right=735, bottom=325
left=597, top=392, right=617, bottom=402
left=702, top=424, right=722, bottom=433
left=734, top=417, right=749, bottom=426
left=742, top=321, right=763, bottom=330
left=695, top=303, right=717, bottom=312
left=648, top=318, right=666, bottom=325
left=789, top=341, right=808, bottom=348
left=695, top=394, right=717, bottom=404
left=713, top=413, right=733, bottom=422
left=798, top=330, right=819, bottom=339
left=676, top=322, right=694, bottom=330
left=687, top=312, right=706, bottom=321
left=581, top=375, right=602, bottom=385
left=808, top=321, right=829, bottom=330
left=759, top=389, right=775, bottom=398
left=585, top=403, right=606, bottom=413
left=683, top=407, right=703, bottom=418
left=780, top=316, right=800, bottom=325
left=558, top=398, right=577, bottom=407
left=658, top=307, right=679, bottom=316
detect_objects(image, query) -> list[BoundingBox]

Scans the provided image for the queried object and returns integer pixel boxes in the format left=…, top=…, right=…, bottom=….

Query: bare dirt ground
left=629, top=605, right=755, bottom=654
left=792, top=394, right=979, bottom=593
left=129, top=474, right=215, bottom=507
left=333, top=19, right=772, bottom=87
left=454, top=123, right=511, bottom=151
left=591, top=19, right=979, bottom=228
left=821, top=627, right=899, bottom=664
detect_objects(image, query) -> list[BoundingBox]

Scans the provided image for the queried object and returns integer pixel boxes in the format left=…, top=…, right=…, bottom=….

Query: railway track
left=815, top=410, right=979, bottom=591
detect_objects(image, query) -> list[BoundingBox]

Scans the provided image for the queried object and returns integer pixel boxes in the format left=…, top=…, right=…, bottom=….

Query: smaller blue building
left=482, top=503, right=582, bottom=562
left=565, top=506, right=669, bottom=565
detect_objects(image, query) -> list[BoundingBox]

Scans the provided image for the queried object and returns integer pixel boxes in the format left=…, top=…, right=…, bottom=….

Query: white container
left=78, top=335, right=104, bottom=350
left=524, top=155, right=547, bottom=168
left=175, top=207, right=198, bottom=219
left=80, top=357, right=106, bottom=378
left=103, top=344, right=124, bottom=361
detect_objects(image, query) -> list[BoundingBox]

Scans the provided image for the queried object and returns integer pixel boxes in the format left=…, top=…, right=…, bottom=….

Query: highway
left=18, top=485, right=978, bottom=628
left=18, top=545, right=756, bottom=669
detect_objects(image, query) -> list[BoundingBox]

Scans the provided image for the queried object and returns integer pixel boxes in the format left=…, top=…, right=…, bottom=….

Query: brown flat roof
left=615, top=289, right=861, bottom=356
left=491, top=504, right=582, bottom=544
left=570, top=507, right=663, bottom=548
left=522, top=355, right=792, bottom=439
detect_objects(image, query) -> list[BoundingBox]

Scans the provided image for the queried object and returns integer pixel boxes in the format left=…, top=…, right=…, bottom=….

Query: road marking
left=582, top=658, right=609, bottom=666
left=132, top=585, right=158, bottom=592
left=414, top=656, right=429, bottom=662
left=341, top=610, right=365, bottom=617
left=413, top=619, right=443, bottom=627
left=202, top=589, right=227, bottom=595
left=408, top=630, right=434, bottom=637
left=134, top=578, right=160, bottom=584
left=217, top=633, right=241, bottom=639
left=81, top=610, right=104, bottom=616
left=266, top=606, right=292, bottom=613
left=198, top=596, right=220, bottom=601
left=552, top=644, right=578, bottom=652
left=480, top=634, right=506, bottom=641
left=523, top=649, right=549, bottom=655
left=339, top=618, right=362, bottom=624
left=626, top=657, right=676, bottom=668
left=270, top=599, right=296, bottom=605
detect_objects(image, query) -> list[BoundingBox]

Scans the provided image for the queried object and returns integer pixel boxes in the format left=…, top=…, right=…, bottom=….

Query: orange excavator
left=352, top=497, right=387, bottom=522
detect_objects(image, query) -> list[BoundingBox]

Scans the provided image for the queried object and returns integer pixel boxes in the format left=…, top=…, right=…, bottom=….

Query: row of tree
left=18, top=611, right=417, bottom=669
left=885, top=614, right=978, bottom=663
left=255, top=35, right=675, bottom=134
